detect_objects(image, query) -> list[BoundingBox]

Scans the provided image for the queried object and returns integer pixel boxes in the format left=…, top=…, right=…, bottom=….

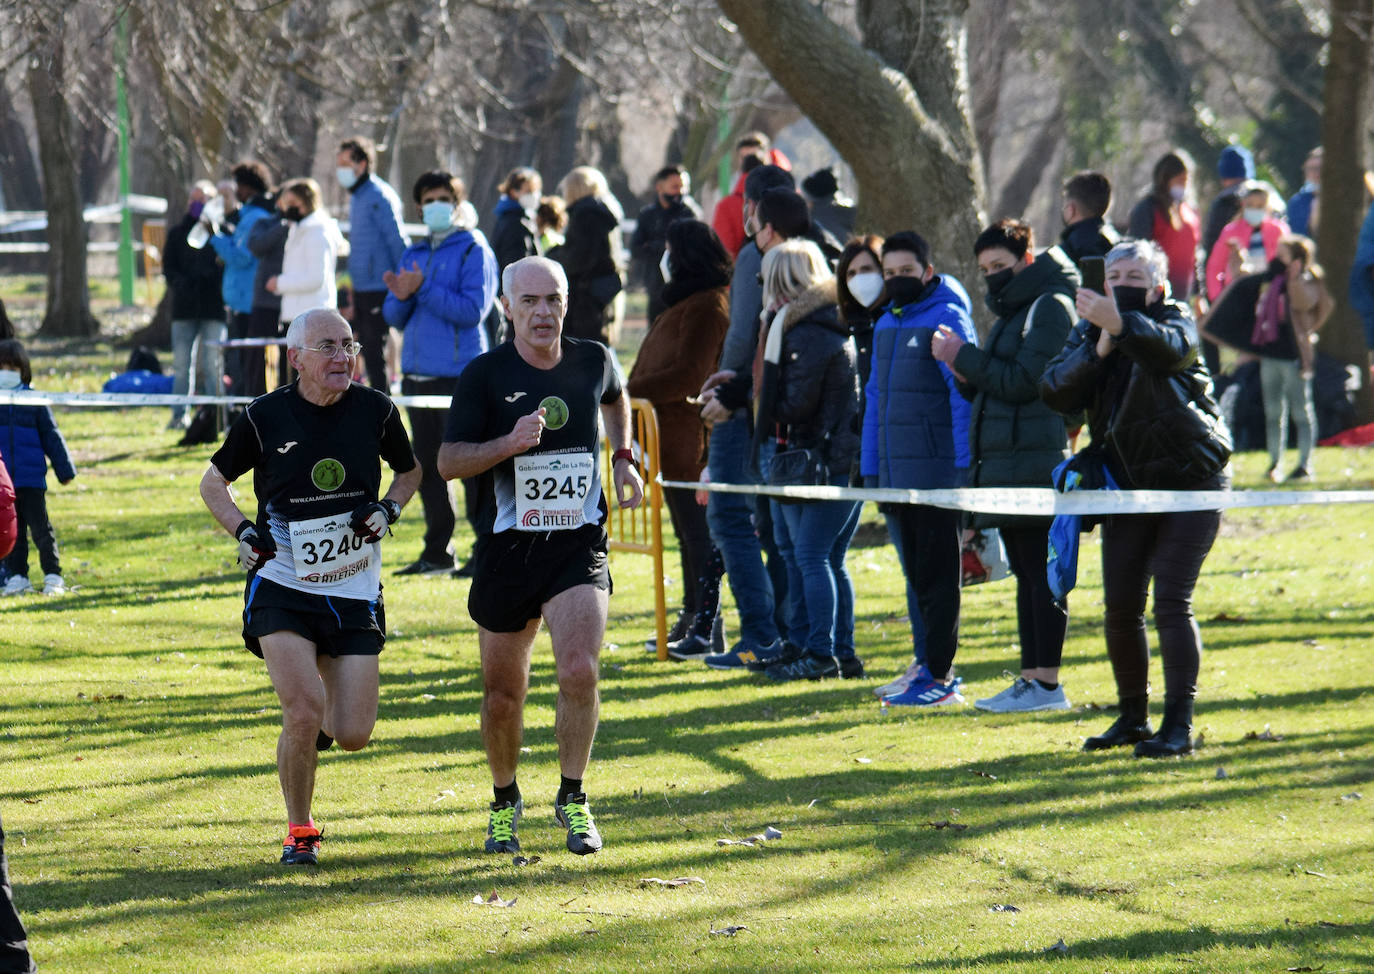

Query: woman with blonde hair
left=267, top=177, right=346, bottom=331
left=750, top=239, right=864, bottom=681
left=549, top=166, right=623, bottom=343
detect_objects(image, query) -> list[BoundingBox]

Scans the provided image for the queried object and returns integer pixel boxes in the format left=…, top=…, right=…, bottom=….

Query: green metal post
left=115, top=12, right=135, bottom=306
left=717, top=89, right=732, bottom=196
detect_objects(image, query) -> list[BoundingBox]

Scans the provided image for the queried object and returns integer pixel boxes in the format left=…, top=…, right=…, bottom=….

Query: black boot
left=1083, top=694, right=1153, bottom=751
left=645, top=609, right=693, bottom=653
left=1134, top=697, right=1194, bottom=758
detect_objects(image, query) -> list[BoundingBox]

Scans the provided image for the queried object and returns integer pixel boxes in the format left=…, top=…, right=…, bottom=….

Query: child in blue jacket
left=0, top=339, right=76, bottom=595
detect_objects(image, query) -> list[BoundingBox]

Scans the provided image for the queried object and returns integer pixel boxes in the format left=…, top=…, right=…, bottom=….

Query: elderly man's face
left=503, top=262, right=567, bottom=353
left=289, top=314, right=356, bottom=396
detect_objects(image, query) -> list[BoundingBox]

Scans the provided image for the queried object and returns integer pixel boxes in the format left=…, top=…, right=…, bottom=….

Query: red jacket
left=0, top=451, right=16, bottom=560
left=710, top=150, right=792, bottom=259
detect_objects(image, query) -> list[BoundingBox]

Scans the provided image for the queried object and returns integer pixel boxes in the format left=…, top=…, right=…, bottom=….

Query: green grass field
left=1, top=332, right=1372, bottom=973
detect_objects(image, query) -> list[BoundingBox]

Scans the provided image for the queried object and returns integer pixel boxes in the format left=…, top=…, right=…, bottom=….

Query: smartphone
left=1080, top=256, right=1105, bottom=295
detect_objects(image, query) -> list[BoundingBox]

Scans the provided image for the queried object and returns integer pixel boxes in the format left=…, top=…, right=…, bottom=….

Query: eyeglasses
left=299, top=341, right=361, bottom=358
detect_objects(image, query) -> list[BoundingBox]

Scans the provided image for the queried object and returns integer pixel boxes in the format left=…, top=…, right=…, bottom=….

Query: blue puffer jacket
left=1350, top=202, right=1374, bottom=346
left=383, top=228, right=498, bottom=378
left=1, top=391, right=76, bottom=489
left=347, top=175, right=408, bottom=293
left=861, top=275, right=977, bottom=488
left=209, top=200, right=273, bottom=314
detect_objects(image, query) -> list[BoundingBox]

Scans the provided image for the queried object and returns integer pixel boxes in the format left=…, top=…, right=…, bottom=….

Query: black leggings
left=663, top=486, right=714, bottom=615
left=1100, top=509, right=1222, bottom=700
left=1000, top=521, right=1067, bottom=671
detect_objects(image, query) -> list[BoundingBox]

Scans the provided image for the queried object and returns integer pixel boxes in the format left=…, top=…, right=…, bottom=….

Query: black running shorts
left=242, top=575, right=386, bottom=658
left=468, top=523, right=611, bottom=633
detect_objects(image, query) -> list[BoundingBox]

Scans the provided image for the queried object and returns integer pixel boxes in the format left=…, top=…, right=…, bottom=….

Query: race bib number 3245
left=288, top=513, right=373, bottom=583
left=514, top=452, right=593, bottom=531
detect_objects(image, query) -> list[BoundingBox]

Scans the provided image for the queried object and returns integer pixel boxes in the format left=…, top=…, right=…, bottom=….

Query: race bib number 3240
left=514, top=452, right=593, bottom=531
left=288, top=513, right=372, bottom=583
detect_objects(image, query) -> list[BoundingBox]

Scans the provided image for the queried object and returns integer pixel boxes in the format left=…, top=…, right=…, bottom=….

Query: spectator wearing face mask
left=336, top=136, right=408, bottom=389
left=266, top=179, right=346, bottom=331
left=491, top=167, right=542, bottom=282
left=1127, top=150, right=1201, bottom=301
left=383, top=170, right=499, bottom=578
left=632, top=165, right=703, bottom=327
left=1059, top=171, right=1120, bottom=268
left=1205, top=182, right=1289, bottom=302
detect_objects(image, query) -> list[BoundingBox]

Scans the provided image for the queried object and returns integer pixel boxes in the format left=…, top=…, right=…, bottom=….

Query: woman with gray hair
left=1040, top=238, right=1231, bottom=758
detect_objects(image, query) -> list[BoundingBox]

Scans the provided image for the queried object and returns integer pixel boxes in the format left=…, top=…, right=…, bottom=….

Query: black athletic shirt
left=211, top=381, right=415, bottom=598
left=444, top=338, right=623, bottom=535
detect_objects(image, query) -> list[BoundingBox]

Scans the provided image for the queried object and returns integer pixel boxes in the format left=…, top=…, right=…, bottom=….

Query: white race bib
left=514, top=452, right=594, bottom=531
left=288, top=513, right=373, bottom=583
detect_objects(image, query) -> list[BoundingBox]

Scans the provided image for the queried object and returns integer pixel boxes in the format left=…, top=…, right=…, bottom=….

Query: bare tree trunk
left=716, top=0, right=987, bottom=324
left=0, top=81, right=44, bottom=210
left=1316, top=0, right=1374, bottom=424
left=28, top=16, right=98, bottom=338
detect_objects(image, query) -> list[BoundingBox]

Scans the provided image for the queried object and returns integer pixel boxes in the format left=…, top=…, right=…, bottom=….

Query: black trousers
left=893, top=504, right=961, bottom=680
left=241, top=307, right=283, bottom=400
left=0, top=814, right=36, bottom=974
left=1000, top=520, right=1068, bottom=671
left=1100, top=509, right=1222, bottom=700
left=225, top=309, right=252, bottom=397
left=352, top=290, right=390, bottom=389
left=3, top=488, right=58, bottom=579
left=403, top=376, right=477, bottom=565
left=663, top=486, right=713, bottom=614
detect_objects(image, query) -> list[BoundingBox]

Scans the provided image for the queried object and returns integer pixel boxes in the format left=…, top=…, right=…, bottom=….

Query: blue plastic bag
left=1047, top=454, right=1118, bottom=601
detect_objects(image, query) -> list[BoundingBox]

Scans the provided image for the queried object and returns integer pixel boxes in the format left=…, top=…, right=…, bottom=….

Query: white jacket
left=276, top=210, right=347, bottom=323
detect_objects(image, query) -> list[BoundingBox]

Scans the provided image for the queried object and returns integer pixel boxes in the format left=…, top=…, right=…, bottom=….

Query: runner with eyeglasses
left=199, top=307, right=420, bottom=865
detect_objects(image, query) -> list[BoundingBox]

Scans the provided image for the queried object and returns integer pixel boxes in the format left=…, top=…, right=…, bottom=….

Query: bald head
left=286, top=308, right=350, bottom=350
left=502, top=255, right=568, bottom=300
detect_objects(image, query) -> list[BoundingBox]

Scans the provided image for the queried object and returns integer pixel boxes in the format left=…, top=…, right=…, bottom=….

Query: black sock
left=557, top=775, right=583, bottom=805
left=493, top=779, right=520, bottom=807
left=1035, top=679, right=1059, bottom=691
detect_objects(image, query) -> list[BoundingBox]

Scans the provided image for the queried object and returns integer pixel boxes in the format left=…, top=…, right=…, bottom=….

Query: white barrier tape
left=0, top=390, right=454, bottom=409
left=659, top=478, right=1374, bottom=515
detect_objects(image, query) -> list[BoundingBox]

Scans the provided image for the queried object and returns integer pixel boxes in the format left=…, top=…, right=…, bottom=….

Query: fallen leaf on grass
left=1215, top=767, right=1229, bottom=779
left=763, top=826, right=782, bottom=840
left=1242, top=725, right=1284, bottom=742
left=21, top=798, right=39, bottom=804
left=1304, top=869, right=1328, bottom=879
left=1286, top=966, right=1324, bottom=972
left=989, top=904, right=1020, bottom=913
left=970, top=770, right=997, bottom=780
left=1340, top=792, right=1362, bottom=801
left=716, top=826, right=781, bottom=847
left=854, top=757, right=872, bottom=764
left=709, top=924, right=749, bottom=937
left=926, top=821, right=969, bottom=831
left=472, top=891, right=517, bottom=908
left=1044, top=938, right=1069, bottom=954
left=1210, top=611, right=1247, bottom=623
left=512, top=855, right=541, bottom=867
left=640, top=876, right=706, bottom=888
left=433, top=789, right=456, bottom=803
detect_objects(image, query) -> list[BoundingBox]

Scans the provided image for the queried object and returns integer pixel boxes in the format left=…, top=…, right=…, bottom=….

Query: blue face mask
left=422, top=201, right=454, bottom=233
left=336, top=166, right=359, bottom=190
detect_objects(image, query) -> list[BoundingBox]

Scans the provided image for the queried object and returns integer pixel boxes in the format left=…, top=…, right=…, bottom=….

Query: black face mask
left=1113, top=285, right=1151, bottom=315
left=1266, top=257, right=1287, bottom=280
left=885, top=274, right=926, bottom=308
left=662, top=193, right=683, bottom=208
left=983, top=267, right=1015, bottom=298
left=283, top=207, right=304, bottom=222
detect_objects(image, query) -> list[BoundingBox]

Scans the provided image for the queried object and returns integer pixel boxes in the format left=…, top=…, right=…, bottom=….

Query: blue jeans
left=706, top=417, right=777, bottom=649
left=171, top=317, right=227, bottom=425
left=774, top=499, right=861, bottom=660
left=884, top=510, right=927, bottom=665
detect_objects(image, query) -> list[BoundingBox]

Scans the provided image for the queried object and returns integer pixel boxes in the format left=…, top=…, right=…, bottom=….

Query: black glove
left=235, top=520, right=276, bottom=571
left=349, top=499, right=401, bottom=542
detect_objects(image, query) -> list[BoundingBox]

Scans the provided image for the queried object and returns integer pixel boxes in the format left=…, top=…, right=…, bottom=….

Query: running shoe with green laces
left=280, top=825, right=323, bottom=865
left=485, top=799, right=523, bottom=853
left=554, top=793, right=603, bottom=855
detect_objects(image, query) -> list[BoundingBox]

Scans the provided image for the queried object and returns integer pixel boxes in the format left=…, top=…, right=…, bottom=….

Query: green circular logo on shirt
left=312, top=458, right=346, bottom=491
left=540, top=396, right=569, bottom=430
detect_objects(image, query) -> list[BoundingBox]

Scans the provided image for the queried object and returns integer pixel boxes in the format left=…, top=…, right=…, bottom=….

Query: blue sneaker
left=764, top=652, right=838, bottom=682
left=883, top=666, right=965, bottom=707
left=704, top=638, right=783, bottom=671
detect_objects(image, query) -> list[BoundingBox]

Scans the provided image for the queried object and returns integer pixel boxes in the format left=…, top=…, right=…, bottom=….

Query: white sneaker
left=873, top=658, right=927, bottom=698
left=2, top=575, right=34, bottom=596
left=976, top=678, right=1070, bottom=713
left=42, top=573, right=66, bottom=596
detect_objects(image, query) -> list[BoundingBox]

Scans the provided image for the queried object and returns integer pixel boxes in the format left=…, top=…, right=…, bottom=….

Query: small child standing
left=0, top=339, right=75, bottom=595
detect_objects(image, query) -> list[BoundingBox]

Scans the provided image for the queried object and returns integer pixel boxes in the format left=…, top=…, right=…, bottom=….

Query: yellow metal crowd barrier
left=602, top=398, right=669, bottom=660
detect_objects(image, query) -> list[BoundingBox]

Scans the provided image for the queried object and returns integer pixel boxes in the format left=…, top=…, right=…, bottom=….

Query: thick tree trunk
left=27, top=18, right=99, bottom=338
left=715, top=0, right=987, bottom=325
left=1316, top=0, right=1374, bottom=424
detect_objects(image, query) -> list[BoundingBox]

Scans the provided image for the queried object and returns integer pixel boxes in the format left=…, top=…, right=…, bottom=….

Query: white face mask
left=1243, top=207, right=1266, bottom=228
left=847, top=271, right=884, bottom=308
left=336, top=166, right=359, bottom=190
left=1169, top=185, right=1187, bottom=203
left=0, top=369, right=21, bottom=390
left=518, top=192, right=539, bottom=211
left=659, top=249, right=673, bottom=284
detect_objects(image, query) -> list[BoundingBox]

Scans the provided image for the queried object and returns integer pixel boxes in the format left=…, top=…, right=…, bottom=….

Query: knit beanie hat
left=1217, top=145, right=1255, bottom=181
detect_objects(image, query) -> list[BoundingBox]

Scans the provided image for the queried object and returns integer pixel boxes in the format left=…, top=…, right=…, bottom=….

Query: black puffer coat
left=955, top=248, right=1076, bottom=502
left=1040, top=299, right=1231, bottom=490
left=551, top=195, right=621, bottom=343
left=764, top=280, right=861, bottom=483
